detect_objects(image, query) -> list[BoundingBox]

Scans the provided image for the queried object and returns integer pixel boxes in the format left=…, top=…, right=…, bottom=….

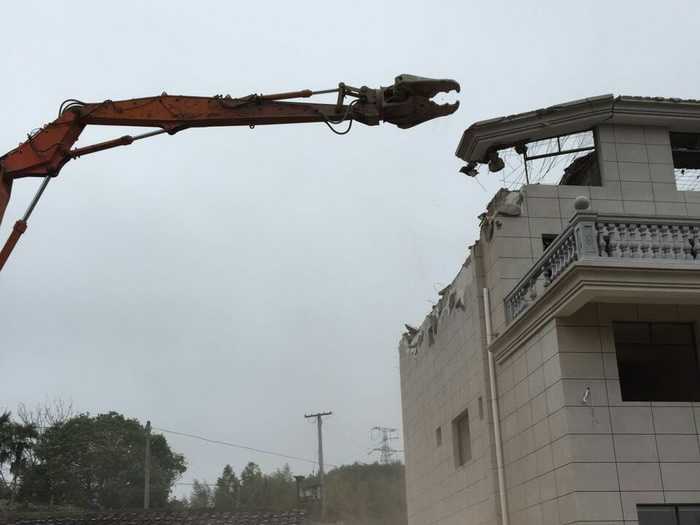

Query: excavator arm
left=0, top=74, right=459, bottom=271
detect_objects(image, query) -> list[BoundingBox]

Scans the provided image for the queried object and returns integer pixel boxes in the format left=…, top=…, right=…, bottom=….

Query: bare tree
left=16, top=397, right=74, bottom=430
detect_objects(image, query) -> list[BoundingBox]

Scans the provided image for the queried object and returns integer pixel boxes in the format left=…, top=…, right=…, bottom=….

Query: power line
left=4, top=425, right=339, bottom=469
left=153, top=426, right=336, bottom=468
left=324, top=420, right=373, bottom=453
left=332, top=414, right=373, bottom=442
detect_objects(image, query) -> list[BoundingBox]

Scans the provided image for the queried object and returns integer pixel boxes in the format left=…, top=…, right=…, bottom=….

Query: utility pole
left=305, top=411, right=331, bottom=521
left=144, top=420, right=151, bottom=509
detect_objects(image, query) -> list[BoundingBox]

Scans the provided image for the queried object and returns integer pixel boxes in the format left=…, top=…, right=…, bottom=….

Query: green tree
left=239, top=462, right=264, bottom=508
left=189, top=479, right=213, bottom=508
left=0, top=411, right=38, bottom=501
left=324, top=461, right=407, bottom=525
left=263, top=464, right=295, bottom=509
left=213, top=465, right=239, bottom=510
left=167, top=494, right=190, bottom=509
left=19, top=412, right=186, bottom=508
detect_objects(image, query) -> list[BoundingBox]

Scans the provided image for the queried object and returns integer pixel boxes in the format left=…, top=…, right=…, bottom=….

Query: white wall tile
left=649, top=163, right=676, bottom=184
left=620, top=491, right=665, bottom=521
left=652, top=406, right=696, bottom=434
left=610, top=406, right=654, bottom=434
left=646, top=144, right=674, bottom=165
left=617, top=462, right=663, bottom=491
left=660, top=463, right=700, bottom=491
left=644, top=126, right=670, bottom=146
left=613, top=434, right=659, bottom=462
left=619, top=162, right=652, bottom=182
left=614, top=125, right=646, bottom=144
left=617, top=143, right=648, bottom=163
left=575, top=491, right=623, bottom=521
left=657, top=434, right=700, bottom=462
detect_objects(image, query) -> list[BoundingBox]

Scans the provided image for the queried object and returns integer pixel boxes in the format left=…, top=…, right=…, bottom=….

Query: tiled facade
left=400, top=97, right=700, bottom=525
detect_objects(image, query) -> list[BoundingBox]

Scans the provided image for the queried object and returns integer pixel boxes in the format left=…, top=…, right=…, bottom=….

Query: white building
left=399, top=95, right=700, bottom=525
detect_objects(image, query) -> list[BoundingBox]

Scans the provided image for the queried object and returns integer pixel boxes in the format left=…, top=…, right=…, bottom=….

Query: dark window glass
left=678, top=506, right=700, bottom=525
left=671, top=132, right=700, bottom=170
left=613, top=322, right=700, bottom=402
left=638, top=505, right=700, bottom=525
left=542, top=234, right=558, bottom=251
left=638, top=506, right=678, bottom=525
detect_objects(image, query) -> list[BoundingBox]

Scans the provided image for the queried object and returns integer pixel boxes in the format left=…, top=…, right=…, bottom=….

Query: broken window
left=488, top=131, right=599, bottom=190
left=452, top=409, right=471, bottom=466
left=613, top=321, right=700, bottom=402
left=671, top=132, right=700, bottom=191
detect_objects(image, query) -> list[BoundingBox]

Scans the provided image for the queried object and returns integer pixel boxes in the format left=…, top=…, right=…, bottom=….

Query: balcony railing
left=505, top=211, right=700, bottom=322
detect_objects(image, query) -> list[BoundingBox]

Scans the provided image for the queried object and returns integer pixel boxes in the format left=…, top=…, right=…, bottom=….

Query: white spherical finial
left=574, top=196, right=590, bottom=211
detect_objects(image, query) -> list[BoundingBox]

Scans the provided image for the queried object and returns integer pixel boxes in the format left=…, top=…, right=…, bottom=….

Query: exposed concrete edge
left=490, top=261, right=700, bottom=364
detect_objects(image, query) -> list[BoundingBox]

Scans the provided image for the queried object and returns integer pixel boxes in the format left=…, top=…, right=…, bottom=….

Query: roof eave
left=455, top=94, right=700, bottom=162
left=455, top=95, right=614, bottom=162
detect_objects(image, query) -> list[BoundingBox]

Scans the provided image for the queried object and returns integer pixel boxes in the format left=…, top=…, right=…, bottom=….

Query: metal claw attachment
left=348, top=74, right=460, bottom=129
left=380, top=74, right=460, bottom=129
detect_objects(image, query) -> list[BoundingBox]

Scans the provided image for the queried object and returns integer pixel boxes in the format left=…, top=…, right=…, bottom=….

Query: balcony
left=504, top=210, right=700, bottom=325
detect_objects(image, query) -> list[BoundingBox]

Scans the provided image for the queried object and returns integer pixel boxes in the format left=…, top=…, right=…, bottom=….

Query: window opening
left=482, top=131, right=599, bottom=190
left=478, top=396, right=484, bottom=420
left=436, top=426, right=442, bottom=447
left=671, top=132, right=700, bottom=191
left=452, top=409, right=472, bottom=466
left=542, top=233, right=558, bottom=251
left=613, top=321, right=700, bottom=402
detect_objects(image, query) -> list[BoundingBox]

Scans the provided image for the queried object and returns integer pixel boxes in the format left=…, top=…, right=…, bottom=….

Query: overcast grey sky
left=3, top=0, right=700, bottom=499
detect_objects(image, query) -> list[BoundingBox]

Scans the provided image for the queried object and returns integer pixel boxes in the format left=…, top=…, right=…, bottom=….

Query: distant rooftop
left=456, top=94, right=700, bottom=163
left=0, top=510, right=310, bottom=525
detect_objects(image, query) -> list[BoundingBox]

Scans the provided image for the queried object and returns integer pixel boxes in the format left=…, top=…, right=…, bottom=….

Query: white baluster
left=609, top=223, right=622, bottom=258
left=639, top=224, right=651, bottom=258
left=619, top=223, right=630, bottom=258
left=681, top=226, right=693, bottom=260
left=650, top=225, right=661, bottom=259
left=660, top=225, right=673, bottom=259
left=597, top=222, right=609, bottom=257
left=671, top=225, right=683, bottom=260
left=629, top=223, right=641, bottom=258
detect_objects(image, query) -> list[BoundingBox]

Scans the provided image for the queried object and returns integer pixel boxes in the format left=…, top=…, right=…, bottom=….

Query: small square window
left=452, top=409, right=472, bottom=466
left=613, top=321, right=700, bottom=402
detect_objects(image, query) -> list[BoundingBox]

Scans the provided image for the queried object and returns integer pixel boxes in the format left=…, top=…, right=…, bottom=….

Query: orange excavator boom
left=0, top=74, right=459, bottom=271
